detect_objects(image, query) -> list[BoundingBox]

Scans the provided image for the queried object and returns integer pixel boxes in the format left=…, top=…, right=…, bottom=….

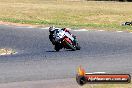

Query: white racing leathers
left=53, top=29, right=74, bottom=42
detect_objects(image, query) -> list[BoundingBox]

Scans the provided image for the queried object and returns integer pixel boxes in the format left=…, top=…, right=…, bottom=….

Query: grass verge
left=0, top=0, right=132, bottom=31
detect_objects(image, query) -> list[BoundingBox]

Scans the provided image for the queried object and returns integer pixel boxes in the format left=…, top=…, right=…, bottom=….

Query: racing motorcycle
left=53, top=29, right=80, bottom=51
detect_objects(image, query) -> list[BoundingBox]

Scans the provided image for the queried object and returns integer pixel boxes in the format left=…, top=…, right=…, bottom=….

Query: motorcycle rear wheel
left=54, top=43, right=62, bottom=51
left=55, top=46, right=60, bottom=51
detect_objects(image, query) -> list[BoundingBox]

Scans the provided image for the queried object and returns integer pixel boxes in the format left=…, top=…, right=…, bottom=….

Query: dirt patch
left=0, top=21, right=49, bottom=28
left=0, top=48, right=17, bottom=56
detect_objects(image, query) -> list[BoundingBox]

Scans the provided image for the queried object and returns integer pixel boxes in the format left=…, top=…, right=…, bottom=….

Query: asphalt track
left=0, top=24, right=132, bottom=87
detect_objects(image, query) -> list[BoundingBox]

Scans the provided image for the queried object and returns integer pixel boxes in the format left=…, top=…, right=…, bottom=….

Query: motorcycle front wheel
left=76, top=43, right=81, bottom=50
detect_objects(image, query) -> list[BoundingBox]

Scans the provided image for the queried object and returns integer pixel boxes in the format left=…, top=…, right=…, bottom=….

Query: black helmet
left=49, top=26, right=55, bottom=32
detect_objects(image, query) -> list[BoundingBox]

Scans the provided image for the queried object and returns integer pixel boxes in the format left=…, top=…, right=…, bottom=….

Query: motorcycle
left=53, top=29, right=80, bottom=51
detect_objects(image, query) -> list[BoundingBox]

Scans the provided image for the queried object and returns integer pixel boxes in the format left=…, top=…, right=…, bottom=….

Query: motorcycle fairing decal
left=64, top=32, right=74, bottom=41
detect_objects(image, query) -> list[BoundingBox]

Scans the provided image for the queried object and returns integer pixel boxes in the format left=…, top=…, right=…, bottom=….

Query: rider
left=49, top=26, right=77, bottom=45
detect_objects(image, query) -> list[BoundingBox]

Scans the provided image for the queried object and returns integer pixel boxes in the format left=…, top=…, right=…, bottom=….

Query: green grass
left=0, top=0, right=132, bottom=31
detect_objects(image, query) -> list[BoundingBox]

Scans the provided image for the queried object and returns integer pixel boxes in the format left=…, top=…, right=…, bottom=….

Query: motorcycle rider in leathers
left=49, top=26, right=77, bottom=46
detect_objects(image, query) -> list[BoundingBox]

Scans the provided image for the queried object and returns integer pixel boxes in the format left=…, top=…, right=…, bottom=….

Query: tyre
left=76, top=43, right=81, bottom=50
left=64, top=39, right=76, bottom=51
left=54, top=44, right=60, bottom=52
left=76, top=75, right=87, bottom=85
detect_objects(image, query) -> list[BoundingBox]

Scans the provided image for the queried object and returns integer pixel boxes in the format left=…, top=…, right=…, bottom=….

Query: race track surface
left=0, top=24, right=132, bottom=86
